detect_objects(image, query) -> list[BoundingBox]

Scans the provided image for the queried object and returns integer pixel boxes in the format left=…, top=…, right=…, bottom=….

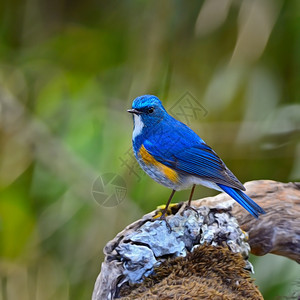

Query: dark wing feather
left=144, top=140, right=245, bottom=191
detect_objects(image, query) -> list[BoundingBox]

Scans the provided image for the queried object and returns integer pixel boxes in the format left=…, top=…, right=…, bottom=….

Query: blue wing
left=140, top=117, right=265, bottom=217
left=143, top=138, right=245, bottom=191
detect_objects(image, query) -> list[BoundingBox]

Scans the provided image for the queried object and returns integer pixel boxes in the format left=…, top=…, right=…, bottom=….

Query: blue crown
left=132, top=95, right=164, bottom=111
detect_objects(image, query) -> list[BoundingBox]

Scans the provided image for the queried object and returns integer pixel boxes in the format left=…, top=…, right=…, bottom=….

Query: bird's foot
left=158, top=214, right=172, bottom=233
left=152, top=206, right=173, bottom=233
left=153, top=203, right=179, bottom=219
left=182, top=204, right=199, bottom=218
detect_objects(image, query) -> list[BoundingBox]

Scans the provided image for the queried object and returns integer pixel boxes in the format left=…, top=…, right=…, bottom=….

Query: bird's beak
left=127, top=108, right=141, bottom=115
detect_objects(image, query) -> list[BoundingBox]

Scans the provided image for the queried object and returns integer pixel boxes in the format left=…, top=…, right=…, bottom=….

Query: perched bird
left=128, top=95, right=266, bottom=219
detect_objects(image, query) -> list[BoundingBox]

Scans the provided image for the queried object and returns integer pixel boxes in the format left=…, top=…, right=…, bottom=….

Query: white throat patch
left=132, top=114, right=144, bottom=139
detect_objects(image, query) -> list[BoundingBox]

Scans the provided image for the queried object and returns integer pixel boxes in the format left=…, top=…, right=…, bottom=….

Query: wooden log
left=92, top=180, right=300, bottom=299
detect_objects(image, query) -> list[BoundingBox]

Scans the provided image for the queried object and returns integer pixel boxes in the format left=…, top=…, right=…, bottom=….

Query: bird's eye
left=148, top=107, right=154, bottom=114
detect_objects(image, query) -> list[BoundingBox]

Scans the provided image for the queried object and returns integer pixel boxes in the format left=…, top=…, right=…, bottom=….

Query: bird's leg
left=160, top=189, right=176, bottom=218
left=184, top=184, right=199, bottom=216
left=159, top=189, right=176, bottom=232
left=188, top=184, right=196, bottom=206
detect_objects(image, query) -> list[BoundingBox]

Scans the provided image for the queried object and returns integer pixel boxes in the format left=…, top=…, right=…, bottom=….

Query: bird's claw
left=159, top=214, right=172, bottom=233
left=182, top=204, right=199, bottom=218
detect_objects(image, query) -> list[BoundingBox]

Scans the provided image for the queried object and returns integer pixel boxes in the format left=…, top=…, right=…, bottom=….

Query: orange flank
left=139, top=145, right=179, bottom=183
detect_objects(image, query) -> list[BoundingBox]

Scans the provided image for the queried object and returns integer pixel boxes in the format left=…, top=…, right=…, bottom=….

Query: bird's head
left=128, top=95, right=167, bottom=134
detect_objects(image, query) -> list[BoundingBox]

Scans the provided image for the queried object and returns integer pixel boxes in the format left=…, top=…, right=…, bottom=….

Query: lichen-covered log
left=93, top=202, right=255, bottom=299
left=193, top=180, right=300, bottom=263
left=92, top=180, right=299, bottom=300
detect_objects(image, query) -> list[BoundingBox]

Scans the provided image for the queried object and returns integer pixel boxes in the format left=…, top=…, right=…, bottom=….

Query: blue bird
left=128, top=95, right=266, bottom=219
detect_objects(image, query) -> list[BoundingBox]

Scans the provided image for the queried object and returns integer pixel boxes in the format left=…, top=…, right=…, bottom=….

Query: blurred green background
left=0, top=0, right=299, bottom=299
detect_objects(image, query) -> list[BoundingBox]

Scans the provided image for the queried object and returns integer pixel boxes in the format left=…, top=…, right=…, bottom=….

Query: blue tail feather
left=218, top=184, right=266, bottom=218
